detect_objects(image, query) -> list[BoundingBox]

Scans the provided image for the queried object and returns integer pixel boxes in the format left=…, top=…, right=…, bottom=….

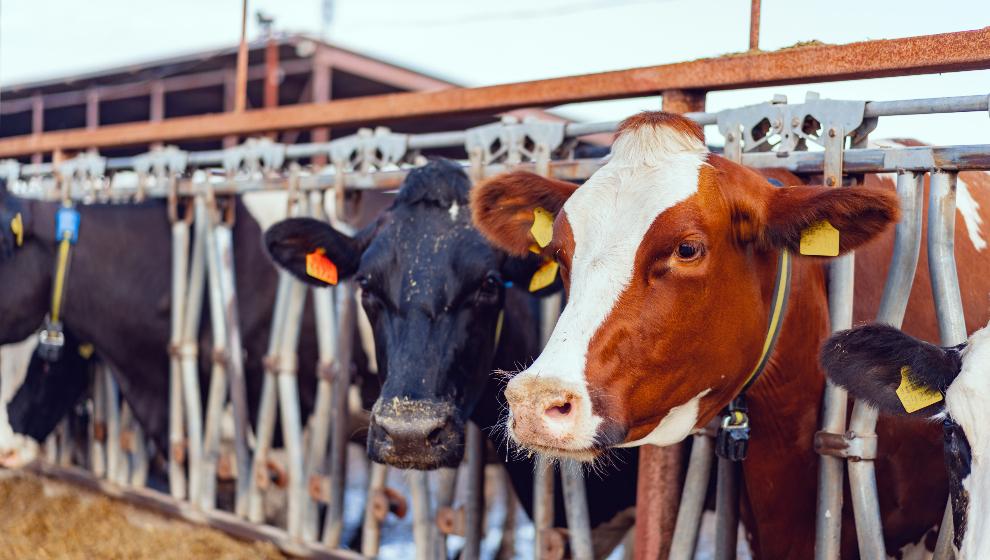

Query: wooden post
left=223, top=70, right=239, bottom=148
left=749, top=0, right=761, bottom=51
left=31, top=93, right=43, bottom=164
left=264, top=37, right=279, bottom=109
left=633, top=88, right=707, bottom=560
left=234, top=0, right=249, bottom=114
left=150, top=81, right=165, bottom=150
left=311, top=48, right=332, bottom=165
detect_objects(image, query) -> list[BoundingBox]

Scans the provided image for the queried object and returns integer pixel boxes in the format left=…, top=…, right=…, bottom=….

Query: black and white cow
left=265, top=159, right=638, bottom=552
left=0, top=180, right=372, bottom=468
left=820, top=322, right=990, bottom=558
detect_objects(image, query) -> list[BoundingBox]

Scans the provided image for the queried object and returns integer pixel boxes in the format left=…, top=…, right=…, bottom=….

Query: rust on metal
left=749, top=0, right=761, bottom=50
left=0, top=28, right=988, bottom=157
left=435, top=505, right=466, bottom=536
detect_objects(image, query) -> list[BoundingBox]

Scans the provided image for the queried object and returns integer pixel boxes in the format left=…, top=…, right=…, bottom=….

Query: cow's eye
left=675, top=241, right=703, bottom=261
left=477, top=273, right=502, bottom=303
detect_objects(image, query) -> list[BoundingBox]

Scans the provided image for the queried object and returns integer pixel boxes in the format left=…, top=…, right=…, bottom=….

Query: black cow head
left=265, top=159, right=554, bottom=469
left=1, top=330, right=93, bottom=468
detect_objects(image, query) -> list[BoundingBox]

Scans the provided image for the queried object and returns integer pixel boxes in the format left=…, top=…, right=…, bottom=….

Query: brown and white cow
left=470, top=111, right=990, bottom=558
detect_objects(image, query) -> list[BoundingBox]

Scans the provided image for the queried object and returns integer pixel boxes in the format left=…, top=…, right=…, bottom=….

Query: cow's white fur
left=505, top=121, right=708, bottom=451
left=945, top=322, right=990, bottom=558
left=618, top=388, right=710, bottom=448
left=0, top=337, right=41, bottom=467
left=242, top=191, right=291, bottom=231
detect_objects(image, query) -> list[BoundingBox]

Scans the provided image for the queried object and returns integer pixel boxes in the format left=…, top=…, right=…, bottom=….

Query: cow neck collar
left=715, top=247, right=792, bottom=462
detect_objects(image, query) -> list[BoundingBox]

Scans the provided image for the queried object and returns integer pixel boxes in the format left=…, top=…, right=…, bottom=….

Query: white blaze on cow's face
left=503, top=115, right=709, bottom=457
left=945, top=324, right=990, bottom=558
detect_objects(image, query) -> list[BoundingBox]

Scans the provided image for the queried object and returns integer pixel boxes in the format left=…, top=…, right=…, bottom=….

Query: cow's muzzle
left=367, top=398, right=463, bottom=470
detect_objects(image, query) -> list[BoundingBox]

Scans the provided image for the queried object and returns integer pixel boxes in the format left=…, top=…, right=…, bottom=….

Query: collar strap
left=494, top=309, right=505, bottom=350
left=739, top=248, right=792, bottom=394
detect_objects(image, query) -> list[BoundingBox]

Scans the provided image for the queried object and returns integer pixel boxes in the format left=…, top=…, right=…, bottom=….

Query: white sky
left=0, top=0, right=988, bottom=145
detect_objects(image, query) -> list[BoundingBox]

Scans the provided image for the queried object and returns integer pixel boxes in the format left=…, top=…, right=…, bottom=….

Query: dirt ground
left=0, top=470, right=285, bottom=560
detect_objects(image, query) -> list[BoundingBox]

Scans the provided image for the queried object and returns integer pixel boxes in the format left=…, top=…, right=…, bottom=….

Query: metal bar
left=815, top=120, right=855, bottom=559
left=927, top=170, right=967, bottom=559
left=248, top=272, right=293, bottom=523
left=90, top=369, right=107, bottom=478
left=277, top=276, right=310, bottom=538
left=168, top=220, right=189, bottom=499
left=103, top=366, right=124, bottom=485
left=27, top=461, right=363, bottom=560
left=433, top=467, right=458, bottom=559
left=533, top=457, right=555, bottom=560
left=3, top=29, right=989, bottom=155
left=749, top=0, right=761, bottom=50
left=304, top=286, right=336, bottom=541
left=669, top=433, right=715, bottom=560
left=234, top=0, right=249, bottom=113
left=463, top=422, right=486, bottom=560
left=714, top=458, right=739, bottom=560
left=129, top=415, right=149, bottom=488
left=408, top=471, right=433, bottom=560
left=561, top=459, right=593, bottom=560
left=323, top=281, right=356, bottom=547
left=214, top=223, right=253, bottom=517
left=361, top=463, right=389, bottom=558
left=180, top=196, right=210, bottom=506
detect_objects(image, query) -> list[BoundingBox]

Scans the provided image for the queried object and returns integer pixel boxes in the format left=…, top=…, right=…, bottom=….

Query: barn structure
left=0, top=31, right=593, bottom=163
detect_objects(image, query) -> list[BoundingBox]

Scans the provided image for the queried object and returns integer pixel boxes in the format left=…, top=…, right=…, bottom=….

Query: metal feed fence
left=4, top=89, right=989, bottom=560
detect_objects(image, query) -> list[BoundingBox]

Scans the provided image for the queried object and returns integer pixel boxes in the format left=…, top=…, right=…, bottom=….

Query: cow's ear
left=820, top=324, right=963, bottom=417
left=264, top=218, right=365, bottom=286
left=758, top=185, right=899, bottom=255
left=471, top=171, right=578, bottom=257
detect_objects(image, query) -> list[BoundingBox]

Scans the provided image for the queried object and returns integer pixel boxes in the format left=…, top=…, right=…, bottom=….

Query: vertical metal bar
left=129, top=417, right=149, bottom=488
left=214, top=224, right=253, bottom=517
left=234, top=0, right=249, bottom=113
left=104, top=367, right=123, bottom=485
left=714, top=458, right=739, bottom=560
left=817, top=124, right=858, bottom=560
left=534, top=294, right=561, bottom=558
left=497, top=468, right=518, bottom=560
left=277, top=277, right=309, bottom=538
left=90, top=371, right=107, bottom=478
left=561, top=459, right=594, bottom=560
left=304, top=284, right=336, bottom=541
left=200, top=221, right=229, bottom=509
left=180, top=196, right=209, bottom=506
left=361, top=463, right=390, bottom=558
left=749, top=0, right=761, bottom=50
left=463, top=422, right=486, bottom=560
left=323, top=282, right=356, bottom=547
left=248, top=272, right=292, bottom=523
left=55, top=419, right=72, bottom=468
left=168, top=220, right=189, bottom=499
left=845, top=172, right=926, bottom=560
left=927, top=170, right=966, bottom=560
left=669, top=433, right=715, bottom=559
left=409, top=471, right=434, bottom=560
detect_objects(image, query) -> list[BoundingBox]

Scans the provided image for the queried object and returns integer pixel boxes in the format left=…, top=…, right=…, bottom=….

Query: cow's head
left=0, top=182, right=56, bottom=344
left=821, top=322, right=990, bottom=557
left=265, top=159, right=550, bottom=469
left=1, top=331, right=93, bottom=468
left=471, top=111, right=898, bottom=460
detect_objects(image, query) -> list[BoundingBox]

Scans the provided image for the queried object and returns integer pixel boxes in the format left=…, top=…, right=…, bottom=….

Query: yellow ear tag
left=530, top=207, right=554, bottom=249
left=895, top=365, right=943, bottom=413
left=78, top=343, right=95, bottom=360
left=528, top=243, right=541, bottom=255
left=800, top=220, right=840, bottom=256
left=529, top=260, right=559, bottom=292
left=306, top=249, right=339, bottom=285
left=10, top=212, right=23, bottom=247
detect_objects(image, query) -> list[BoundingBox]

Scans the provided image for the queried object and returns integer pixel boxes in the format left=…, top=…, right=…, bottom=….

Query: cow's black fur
left=819, top=323, right=964, bottom=416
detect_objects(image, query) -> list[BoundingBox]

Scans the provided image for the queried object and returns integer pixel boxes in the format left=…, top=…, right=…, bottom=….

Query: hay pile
left=0, top=471, right=285, bottom=560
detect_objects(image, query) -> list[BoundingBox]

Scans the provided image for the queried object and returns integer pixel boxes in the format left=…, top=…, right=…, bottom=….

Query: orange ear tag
left=529, top=260, right=559, bottom=292
left=800, top=220, right=840, bottom=256
left=306, top=249, right=339, bottom=285
left=530, top=207, right=554, bottom=249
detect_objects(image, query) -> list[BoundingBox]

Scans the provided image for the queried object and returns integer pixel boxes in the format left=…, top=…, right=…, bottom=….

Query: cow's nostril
left=427, top=426, right=445, bottom=446
left=545, top=401, right=572, bottom=418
